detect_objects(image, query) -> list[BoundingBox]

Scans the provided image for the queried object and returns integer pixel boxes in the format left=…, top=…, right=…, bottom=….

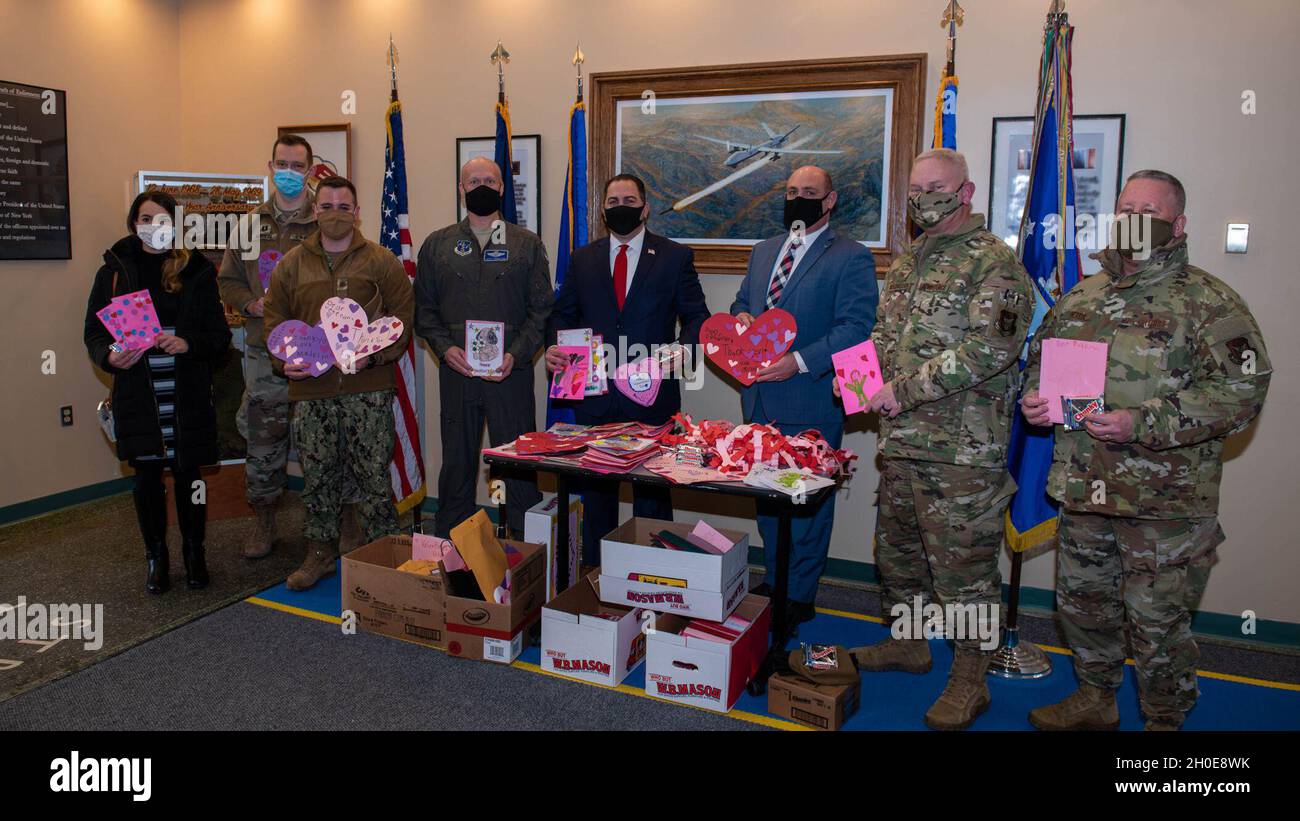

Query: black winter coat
left=84, top=237, right=233, bottom=470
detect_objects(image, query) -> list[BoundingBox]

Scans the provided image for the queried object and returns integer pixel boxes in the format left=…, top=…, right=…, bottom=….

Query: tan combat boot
left=338, top=503, right=363, bottom=554
left=243, top=501, right=277, bottom=559
left=850, top=637, right=933, bottom=674
left=286, top=539, right=339, bottom=591
left=924, top=649, right=992, bottom=731
left=1028, top=682, right=1120, bottom=731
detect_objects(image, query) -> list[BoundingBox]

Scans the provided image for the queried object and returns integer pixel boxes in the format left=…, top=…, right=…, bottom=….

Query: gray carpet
left=0, top=601, right=757, bottom=731
left=0, top=492, right=310, bottom=702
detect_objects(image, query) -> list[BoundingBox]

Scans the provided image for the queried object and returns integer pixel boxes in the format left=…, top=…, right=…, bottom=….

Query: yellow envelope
left=450, top=510, right=507, bottom=601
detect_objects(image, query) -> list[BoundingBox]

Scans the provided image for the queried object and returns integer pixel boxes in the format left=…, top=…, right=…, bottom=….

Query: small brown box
left=767, top=673, right=860, bottom=731
left=342, top=535, right=446, bottom=649
left=441, top=539, right=547, bottom=664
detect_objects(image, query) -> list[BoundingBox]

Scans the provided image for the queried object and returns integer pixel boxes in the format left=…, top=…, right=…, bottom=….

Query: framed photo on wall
left=277, top=123, right=352, bottom=194
left=590, top=55, right=927, bottom=274
left=988, top=114, right=1126, bottom=277
left=455, top=134, right=542, bottom=235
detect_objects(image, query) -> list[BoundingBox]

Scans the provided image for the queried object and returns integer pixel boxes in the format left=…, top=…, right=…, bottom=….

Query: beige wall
left=4, top=0, right=1297, bottom=625
left=0, top=0, right=183, bottom=502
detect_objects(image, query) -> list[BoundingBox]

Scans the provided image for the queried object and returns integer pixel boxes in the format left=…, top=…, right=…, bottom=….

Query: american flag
left=380, top=98, right=426, bottom=514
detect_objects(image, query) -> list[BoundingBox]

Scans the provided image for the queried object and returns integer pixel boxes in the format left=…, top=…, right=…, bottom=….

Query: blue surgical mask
left=274, top=168, right=306, bottom=198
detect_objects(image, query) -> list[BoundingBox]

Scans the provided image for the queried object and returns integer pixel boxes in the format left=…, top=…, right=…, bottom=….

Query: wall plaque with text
left=0, top=81, right=70, bottom=260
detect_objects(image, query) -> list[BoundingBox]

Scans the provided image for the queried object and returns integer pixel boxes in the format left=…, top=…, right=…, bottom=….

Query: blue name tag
left=483, top=248, right=509, bottom=263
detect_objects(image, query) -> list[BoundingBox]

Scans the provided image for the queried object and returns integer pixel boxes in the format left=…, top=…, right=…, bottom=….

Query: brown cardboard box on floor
left=342, top=535, right=446, bottom=649
left=441, top=539, right=547, bottom=664
left=768, top=673, right=860, bottom=731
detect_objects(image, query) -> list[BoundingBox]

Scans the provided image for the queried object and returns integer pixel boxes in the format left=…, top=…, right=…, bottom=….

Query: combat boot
left=850, top=637, right=932, bottom=674
left=338, top=503, right=363, bottom=554
left=1028, top=682, right=1119, bottom=731
left=243, top=501, right=277, bottom=559
left=286, top=538, right=338, bottom=591
left=924, top=649, right=991, bottom=731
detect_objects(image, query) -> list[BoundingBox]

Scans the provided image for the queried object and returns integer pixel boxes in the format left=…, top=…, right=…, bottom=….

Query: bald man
left=852, top=148, right=1033, bottom=731
left=414, top=158, right=554, bottom=537
left=730, top=165, right=877, bottom=625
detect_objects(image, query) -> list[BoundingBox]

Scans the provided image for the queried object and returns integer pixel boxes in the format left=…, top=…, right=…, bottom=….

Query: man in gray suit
left=730, top=165, right=878, bottom=624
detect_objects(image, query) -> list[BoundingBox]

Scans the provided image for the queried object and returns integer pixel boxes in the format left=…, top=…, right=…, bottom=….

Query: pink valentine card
left=549, top=345, right=590, bottom=400
left=257, top=249, right=283, bottom=292
left=411, top=532, right=455, bottom=562
left=833, top=340, right=885, bottom=415
left=1040, top=338, right=1109, bottom=424
left=614, top=357, right=662, bottom=407
left=96, top=289, right=163, bottom=351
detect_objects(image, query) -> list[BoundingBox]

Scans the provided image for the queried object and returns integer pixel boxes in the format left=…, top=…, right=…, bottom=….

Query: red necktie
left=613, top=243, right=630, bottom=311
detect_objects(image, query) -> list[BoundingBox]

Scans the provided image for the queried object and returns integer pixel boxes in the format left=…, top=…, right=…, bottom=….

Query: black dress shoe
left=750, top=582, right=773, bottom=598
left=787, top=600, right=817, bottom=625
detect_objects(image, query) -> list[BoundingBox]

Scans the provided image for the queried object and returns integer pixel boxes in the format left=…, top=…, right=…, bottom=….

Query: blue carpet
left=254, top=562, right=1300, bottom=731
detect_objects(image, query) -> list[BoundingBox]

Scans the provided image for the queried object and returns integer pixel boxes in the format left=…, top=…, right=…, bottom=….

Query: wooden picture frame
left=590, top=55, right=926, bottom=274
left=277, top=123, right=353, bottom=190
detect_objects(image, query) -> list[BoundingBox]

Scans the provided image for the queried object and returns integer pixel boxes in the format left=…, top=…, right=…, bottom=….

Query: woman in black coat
left=84, top=190, right=232, bottom=594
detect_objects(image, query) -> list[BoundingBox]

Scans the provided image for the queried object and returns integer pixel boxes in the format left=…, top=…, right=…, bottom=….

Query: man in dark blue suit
left=547, top=174, right=710, bottom=564
left=731, top=165, right=878, bottom=623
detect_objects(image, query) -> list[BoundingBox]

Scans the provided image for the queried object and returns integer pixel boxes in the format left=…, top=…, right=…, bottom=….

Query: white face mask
left=136, top=221, right=173, bottom=252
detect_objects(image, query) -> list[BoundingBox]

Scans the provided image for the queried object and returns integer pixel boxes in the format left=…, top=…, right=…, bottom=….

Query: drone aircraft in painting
left=660, top=123, right=843, bottom=215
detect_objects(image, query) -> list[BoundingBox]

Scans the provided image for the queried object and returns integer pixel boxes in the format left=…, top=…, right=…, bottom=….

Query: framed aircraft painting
left=590, top=55, right=926, bottom=274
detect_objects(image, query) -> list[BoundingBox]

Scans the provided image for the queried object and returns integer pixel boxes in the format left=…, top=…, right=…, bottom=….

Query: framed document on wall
left=455, top=134, right=542, bottom=235
left=0, top=81, right=71, bottom=260
left=989, top=114, right=1126, bottom=277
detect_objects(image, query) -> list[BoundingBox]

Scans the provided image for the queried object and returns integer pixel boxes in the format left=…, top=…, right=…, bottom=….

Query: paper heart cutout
left=699, top=309, right=797, bottom=387
left=268, top=320, right=335, bottom=377
left=319, top=297, right=404, bottom=365
left=257, top=250, right=283, bottom=291
left=613, top=358, right=663, bottom=407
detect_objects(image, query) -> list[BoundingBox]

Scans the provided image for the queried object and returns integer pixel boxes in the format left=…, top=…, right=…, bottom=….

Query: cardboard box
left=541, top=570, right=647, bottom=687
left=342, top=535, right=446, bottom=650
left=768, top=674, right=860, bottom=731
left=599, top=518, right=750, bottom=621
left=442, top=539, right=547, bottom=664
left=524, top=493, right=583, bottom=600
left=643, top=594, right=771, bottom=713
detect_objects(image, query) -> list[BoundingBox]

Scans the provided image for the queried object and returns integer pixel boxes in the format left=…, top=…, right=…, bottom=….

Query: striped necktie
left=766, top=237, right=801, bottom=309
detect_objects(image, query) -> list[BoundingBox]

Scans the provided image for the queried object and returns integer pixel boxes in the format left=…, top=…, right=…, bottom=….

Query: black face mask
left=783, top=194, right=828, bottom=232
left=603, top=204, right=644, bottom=236
left=464, top=185, right=501, bottom=217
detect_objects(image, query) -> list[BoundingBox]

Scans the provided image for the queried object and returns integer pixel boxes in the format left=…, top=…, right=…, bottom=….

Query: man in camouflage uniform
left=263, top=176, right=414, bottom=591
left=220, top=134, right=362, bottom=559
left=847, top=149, right=1034, bottom=731
left=1022, top=170, right=1270, bottom=731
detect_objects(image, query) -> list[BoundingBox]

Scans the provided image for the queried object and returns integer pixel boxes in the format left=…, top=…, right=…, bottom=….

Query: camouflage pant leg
left=338, top=390, right=399, bottom=543
left=874, top=458, right=935, bottom=616
left=294, top=391, right=398, bottom=543
left=241, top=347, right=290, bottom=505
left=914, top=461, right=1013, bottom=650
left=1056, top=512, right=1127, bottom=690
left=1116, top=516, right=1223, bottom=722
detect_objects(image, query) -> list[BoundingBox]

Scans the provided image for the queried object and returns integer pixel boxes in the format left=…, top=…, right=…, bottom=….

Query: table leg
left=747, top=502, right=795, bottom=695
left=555, top=473, right=571, bottom=594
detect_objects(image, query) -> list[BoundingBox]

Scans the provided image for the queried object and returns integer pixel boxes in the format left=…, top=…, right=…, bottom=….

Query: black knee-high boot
left=133, top=466, right=170, bottom=595
left=175, top=468, right=209, bottom=589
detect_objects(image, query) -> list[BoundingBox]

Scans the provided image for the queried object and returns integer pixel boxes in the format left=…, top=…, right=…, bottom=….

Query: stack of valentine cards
left=580, top=435, right=661, bottom=474
left=743, top=464, right=836, bottom=497
left=680, top=612, right=753, bottom=644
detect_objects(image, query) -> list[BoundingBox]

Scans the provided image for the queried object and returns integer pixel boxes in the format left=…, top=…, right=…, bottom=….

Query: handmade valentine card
left=96, top=289, right=163, bottom=351
left=549, top=345, right=590, bottom=400
left=614, top=357, right=663, bottom=407
left=319, top=297, right=404, bottom=367
left=268, top=320, right=335, bottom=377
left=257, top=249, right=283, bottom=292
left=833, top=340, right=885, bottom=415
left=1040, top=338, right=1109, bottom=425
left=466, top=319, right=505, bottom=375
left=699, top=308, right=797, bottom=386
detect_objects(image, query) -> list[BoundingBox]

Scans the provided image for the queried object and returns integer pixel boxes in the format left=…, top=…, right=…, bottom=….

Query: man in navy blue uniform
left=547, top=174, right=710, bottom=564
left=731, top=165, right=878, bottom=624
